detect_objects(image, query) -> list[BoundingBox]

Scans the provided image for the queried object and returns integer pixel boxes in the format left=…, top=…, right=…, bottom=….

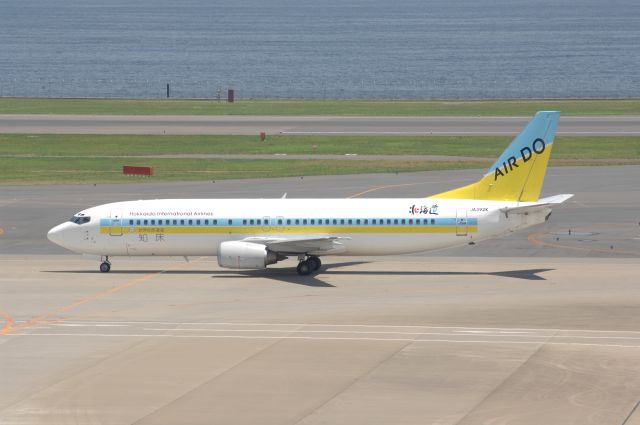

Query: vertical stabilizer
left=432, top=111, right=560, bottom=202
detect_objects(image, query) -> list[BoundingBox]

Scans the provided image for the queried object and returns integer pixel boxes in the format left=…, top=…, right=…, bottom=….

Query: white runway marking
left=14, top=320, right=640, bottom=335
left=8, top=320, right=640, bottom=348
left=10, top=332, right=640, bottom=349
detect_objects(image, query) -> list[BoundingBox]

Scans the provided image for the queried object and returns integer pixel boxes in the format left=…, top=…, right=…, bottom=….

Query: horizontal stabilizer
left=537, top=194, right=574, bottom=204
left=500, top=193, right=573, bottom=216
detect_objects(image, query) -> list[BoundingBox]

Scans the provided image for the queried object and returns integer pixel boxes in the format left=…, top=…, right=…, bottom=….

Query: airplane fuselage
left=48, top=198, right=549, bottom=258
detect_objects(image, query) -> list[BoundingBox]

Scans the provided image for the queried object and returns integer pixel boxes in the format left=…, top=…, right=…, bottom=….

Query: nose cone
left=47, top=223, right=67, bottom=247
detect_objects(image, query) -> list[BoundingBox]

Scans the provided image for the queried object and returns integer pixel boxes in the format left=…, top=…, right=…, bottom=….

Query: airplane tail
left=432, top=111, right=560, bottom=202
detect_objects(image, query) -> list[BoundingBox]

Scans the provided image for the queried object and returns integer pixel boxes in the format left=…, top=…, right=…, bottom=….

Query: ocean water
left=1, top=0, right=639, bottom=99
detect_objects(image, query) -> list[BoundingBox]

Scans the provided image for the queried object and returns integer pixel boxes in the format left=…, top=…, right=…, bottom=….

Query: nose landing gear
left=296, top=255, right=321, bottom=276
left=99, top=256, right=111, bottom=273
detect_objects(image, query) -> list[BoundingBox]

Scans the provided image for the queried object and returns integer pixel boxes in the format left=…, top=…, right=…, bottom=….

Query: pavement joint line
left=0, top=257, right=207, bottom=337
left=621, top=400, right=640, bottom=425
left=291, top=336, right=415, bottom=425
left=527, top=231, right=640, bottom=256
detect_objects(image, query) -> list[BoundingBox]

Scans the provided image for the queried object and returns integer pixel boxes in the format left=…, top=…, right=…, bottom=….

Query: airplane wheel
left=99, top=262, right=111, bottom=273
left=307, top=256, right=321, bottom=271
left=296, top=261, right=311, bottom=276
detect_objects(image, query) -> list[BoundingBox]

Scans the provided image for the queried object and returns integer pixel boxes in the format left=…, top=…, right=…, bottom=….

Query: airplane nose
left=47, top=223, right=67, bottom=246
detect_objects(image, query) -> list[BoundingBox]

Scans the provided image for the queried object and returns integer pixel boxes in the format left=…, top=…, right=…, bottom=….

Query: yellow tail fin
left=432, top=111, right=560, bottom=202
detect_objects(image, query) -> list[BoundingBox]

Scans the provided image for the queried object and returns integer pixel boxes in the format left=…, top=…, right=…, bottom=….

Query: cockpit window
left=69, top=214, right=91, bottom=225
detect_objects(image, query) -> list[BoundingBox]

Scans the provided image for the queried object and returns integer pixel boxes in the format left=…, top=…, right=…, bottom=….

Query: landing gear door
left=456, top=208, right=468, bottom=236
left=109, top=209, right=123, bottom=236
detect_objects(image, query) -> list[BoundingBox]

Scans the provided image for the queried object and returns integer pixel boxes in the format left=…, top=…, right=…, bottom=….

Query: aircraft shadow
left=209, top=262, right=371, bottom=287
left=210, top=265, right=553, bottom=286
left=320, top=268, right=553, bottom=281
left=44, top=263, right=553, bottom=287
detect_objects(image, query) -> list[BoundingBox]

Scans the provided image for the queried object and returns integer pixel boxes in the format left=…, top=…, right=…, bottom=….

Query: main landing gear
left=99, top=256, right=111, bottom=273
left=296, top=255, right=321, bottom=276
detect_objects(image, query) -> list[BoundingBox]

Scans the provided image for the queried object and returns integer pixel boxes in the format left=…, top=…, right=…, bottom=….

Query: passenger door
left=456, top=208, right=468, bottom=236
left=109, top=209, right=123, bottom=236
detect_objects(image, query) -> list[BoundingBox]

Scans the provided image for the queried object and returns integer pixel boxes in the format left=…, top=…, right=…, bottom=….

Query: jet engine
left=217, top=241, right=280, bottom=269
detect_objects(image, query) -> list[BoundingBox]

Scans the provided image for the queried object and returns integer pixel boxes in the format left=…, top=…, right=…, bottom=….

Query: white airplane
left=48, top=111, right=572, bottom=275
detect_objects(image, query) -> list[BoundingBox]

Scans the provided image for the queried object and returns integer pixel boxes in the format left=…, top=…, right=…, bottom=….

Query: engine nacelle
left=217, top=241, right=279, bottom=269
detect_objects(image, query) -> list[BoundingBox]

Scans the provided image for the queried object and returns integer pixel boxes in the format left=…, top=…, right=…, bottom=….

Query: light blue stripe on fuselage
left=100, top=217, right=478, bottom=228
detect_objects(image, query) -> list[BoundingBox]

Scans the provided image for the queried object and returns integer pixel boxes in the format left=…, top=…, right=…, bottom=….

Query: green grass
left=0, top=157, right=490, bottom=184
left=2, top=133, right=638, bottom=184
left=1, top=98, right=639, bottom=116
left=1, top=134, right=638, bottom=159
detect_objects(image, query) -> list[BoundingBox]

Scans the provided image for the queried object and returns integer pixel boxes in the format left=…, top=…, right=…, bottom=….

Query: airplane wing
left=500, top=194, right=573, bottom=216
left=241, top=236, right=349, bottom=255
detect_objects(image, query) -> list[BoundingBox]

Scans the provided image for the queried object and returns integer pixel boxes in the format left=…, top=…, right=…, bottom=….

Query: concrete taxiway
left=2, top=256, right=640, bottom=425
left=1, top=167, right=640, bottom=424
left=1, top=114, right=639, bottom=135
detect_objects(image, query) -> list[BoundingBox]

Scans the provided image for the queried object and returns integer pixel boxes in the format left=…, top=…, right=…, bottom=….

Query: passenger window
left=332, top=219, right=337, bottom=225
left=227, top=219, right=232, bottom=225
left=128, top=220, right=133, bottom=225
left=303, top=219, right=307, bottom=225
left=243, top=219, right=247, bottom=225
left=386, top=219, right=391, bottom=225
left=250, top=219, right=254, bottom=225
left=213, top=219, right=218, bottom=225
left=431, top=219, right=435, bottom=225
left=278, top=219, right=283, bottom=225
left=196, top=220, right=201, bottom=225
left=295, top=219, right=300, bottom=225
left=408, top=219, right=413, bottom=225
left=144, top=219, right=148, bottom=225
left=204, top=219, right=209, bottom=225
left=325, top=219, right=330, bottom=225
left=310, top=219, right=315, bottom=225
left=287, top=219, right=291, bottom=225
left=348, top=219, right=353, bottom=225
left=394, top=219, right=398, bottom=225
left=188, top=220, right=193, bottom=225
left=364, top=219, right=368, bottom=225
left=356, top=219, right=360, bottom=225
left=340, top=219, right=345, bottom=225
left=172, top=220, right=177, bottom=225
left=180, top=219, right=185, bottom=225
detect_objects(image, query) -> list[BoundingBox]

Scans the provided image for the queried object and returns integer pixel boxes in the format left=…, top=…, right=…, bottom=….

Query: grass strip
left=2, top=134, right=638, bottom=159
left=0, top=157, right=493, bottom=184
left=1, top=98, right=639, bottom=116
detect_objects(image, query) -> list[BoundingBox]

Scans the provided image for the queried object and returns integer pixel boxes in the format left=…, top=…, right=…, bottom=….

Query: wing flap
left=241, top=236, right=349, bottom=254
